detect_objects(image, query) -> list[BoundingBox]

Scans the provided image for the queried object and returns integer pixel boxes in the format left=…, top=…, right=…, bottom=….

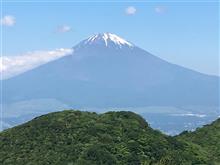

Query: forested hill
left=0, top=110, right=219, bottom=165
left=177, top=118, right=220, bottom=163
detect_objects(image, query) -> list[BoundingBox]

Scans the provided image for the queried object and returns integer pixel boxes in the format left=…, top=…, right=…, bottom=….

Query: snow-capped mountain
left=76, top=33, right=134, bottom=49
left=2, top=33, right=219, bottom=108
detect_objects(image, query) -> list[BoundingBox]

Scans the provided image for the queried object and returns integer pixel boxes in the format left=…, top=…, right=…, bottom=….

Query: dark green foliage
left=0, top=110, right=219, bottom=165
left=177, top=118, right=220, bottom=164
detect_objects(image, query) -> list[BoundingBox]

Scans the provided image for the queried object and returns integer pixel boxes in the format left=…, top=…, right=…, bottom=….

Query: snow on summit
left=82, top=33, right=134, bottom=48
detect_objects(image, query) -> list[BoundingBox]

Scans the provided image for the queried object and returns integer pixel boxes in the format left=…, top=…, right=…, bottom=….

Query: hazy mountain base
left=0, top=110, right=219, bottom=165
left=1, top=99, right=219, bottom=135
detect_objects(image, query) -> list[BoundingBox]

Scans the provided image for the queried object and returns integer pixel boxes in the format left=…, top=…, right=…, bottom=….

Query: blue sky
left=1, top=1, right=219, bottom=76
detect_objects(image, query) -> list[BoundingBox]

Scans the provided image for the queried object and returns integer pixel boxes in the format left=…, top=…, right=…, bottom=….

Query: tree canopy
left=0, top=110, right=219, bottom=165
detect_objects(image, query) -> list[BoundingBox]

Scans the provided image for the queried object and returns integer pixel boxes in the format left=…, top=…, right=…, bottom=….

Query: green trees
left=0, top=110, right=219, bottom=165
left=177, top=118, right=220, bottom=164
left=78, top=144, right=117, bottom=165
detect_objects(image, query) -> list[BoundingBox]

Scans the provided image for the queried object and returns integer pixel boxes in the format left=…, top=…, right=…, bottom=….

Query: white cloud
left=0, top=48, right=73, bottom=79
left=57, top=25, right=72, bottom=33
left=170, top=113, right=207, bottom=118
left=125, top=6, right=137, bottom=15
left=0, top=15, right=16, bottom=26
left=155, top=6, right=166, bottom=14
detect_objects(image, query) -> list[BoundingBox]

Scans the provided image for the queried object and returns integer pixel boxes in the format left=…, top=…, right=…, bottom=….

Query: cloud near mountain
left=0, top=48, right=73, bottom=80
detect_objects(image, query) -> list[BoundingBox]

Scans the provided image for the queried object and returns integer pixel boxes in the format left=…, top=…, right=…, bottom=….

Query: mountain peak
left=78, top=32, right=134, bottom=49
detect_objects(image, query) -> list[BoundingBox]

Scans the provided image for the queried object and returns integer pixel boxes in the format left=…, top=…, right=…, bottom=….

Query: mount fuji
left=3, top=32, right=219, bottom=107
left=1, top=33, right=219, bottom=132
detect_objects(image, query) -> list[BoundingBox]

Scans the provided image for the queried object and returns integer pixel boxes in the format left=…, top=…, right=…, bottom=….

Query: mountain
left=1, top=33, right=219, bottom=133
left=2, top=33, right=219, bottom=108
left=0, top=110, right=216, bottom=164
left=177, top=118, right=220, bottom=163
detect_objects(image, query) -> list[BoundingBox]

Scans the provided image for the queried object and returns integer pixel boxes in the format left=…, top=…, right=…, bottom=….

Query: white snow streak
left=85, top=33, right=134, bottom=48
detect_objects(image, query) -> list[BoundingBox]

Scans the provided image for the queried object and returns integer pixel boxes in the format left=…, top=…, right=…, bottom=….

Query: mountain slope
left=2, top=33, right=219, bottom=108
left=177, top=118, right=220, bottom=163
left=0, top=110, right=212, bottom=165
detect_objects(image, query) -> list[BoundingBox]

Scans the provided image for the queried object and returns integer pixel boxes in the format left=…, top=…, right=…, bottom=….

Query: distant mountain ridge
left=2, top=32, right=219, bottom=108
